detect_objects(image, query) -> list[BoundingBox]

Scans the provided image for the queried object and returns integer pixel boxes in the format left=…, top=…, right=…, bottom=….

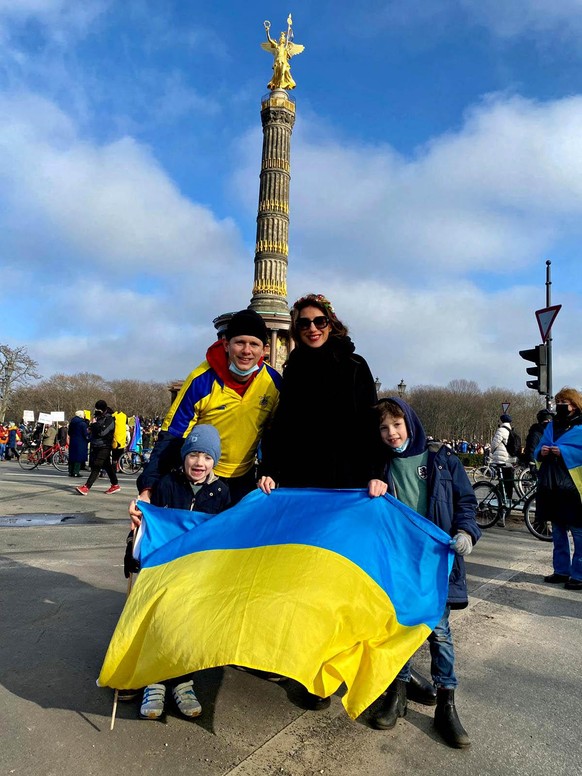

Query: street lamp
left=374, top=377, right=382, bottom=393
left=397, top=379, right=406, bottom=398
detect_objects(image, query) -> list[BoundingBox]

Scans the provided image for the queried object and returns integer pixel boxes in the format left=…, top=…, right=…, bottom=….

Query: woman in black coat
left=258, top=293, right=380, bottom=707
left=259, top=293, right=379, bottom=491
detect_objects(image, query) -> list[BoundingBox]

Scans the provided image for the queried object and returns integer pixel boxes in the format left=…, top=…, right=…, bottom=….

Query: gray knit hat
left=181, top=425, right=221, bottom=465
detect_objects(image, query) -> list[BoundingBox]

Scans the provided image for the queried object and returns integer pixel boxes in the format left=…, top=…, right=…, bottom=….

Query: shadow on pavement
left=0, top=556, right=224, bottom=731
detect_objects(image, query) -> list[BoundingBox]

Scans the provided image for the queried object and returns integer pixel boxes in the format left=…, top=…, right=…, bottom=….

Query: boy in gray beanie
left=127, top=424, right=230, bottom=721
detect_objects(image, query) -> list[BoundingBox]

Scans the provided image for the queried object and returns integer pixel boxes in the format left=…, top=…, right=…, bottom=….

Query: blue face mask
left=229, top=361, right=260, bottom=378
left=394, top=438, right=410, bottom=454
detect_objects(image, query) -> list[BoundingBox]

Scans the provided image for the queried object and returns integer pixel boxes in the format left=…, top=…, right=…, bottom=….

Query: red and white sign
left=535, top=305, right=561, bottom=343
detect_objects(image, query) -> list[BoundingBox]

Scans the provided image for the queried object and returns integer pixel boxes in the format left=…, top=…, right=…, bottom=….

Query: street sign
left=535, top=305, right=561, bottom=343
left=501, top=402, right=510, bottom=413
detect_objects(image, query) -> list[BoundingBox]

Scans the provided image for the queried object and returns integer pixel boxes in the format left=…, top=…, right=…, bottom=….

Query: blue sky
left=1, top=0, right=581, bottom=393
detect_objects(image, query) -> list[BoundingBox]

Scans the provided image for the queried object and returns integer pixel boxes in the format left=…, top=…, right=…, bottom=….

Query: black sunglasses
left=296, top=315, right=329, bottom=331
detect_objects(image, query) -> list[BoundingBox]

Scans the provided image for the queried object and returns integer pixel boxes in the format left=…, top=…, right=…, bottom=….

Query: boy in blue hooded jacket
left=368, top=397, right=480, bottom=749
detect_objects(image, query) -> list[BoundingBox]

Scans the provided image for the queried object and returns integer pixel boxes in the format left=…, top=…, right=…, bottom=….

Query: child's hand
left=450, top=531, right=472, bottom=556
left=368, top=479, right=387, bottom=498
left=257, top=476, right=276, bottom=494
left=129, top=499, right=143, bottom=528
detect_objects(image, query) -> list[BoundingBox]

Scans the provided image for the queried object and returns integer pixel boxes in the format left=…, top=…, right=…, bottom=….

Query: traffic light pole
left=545, top=260, right=553, bottom=410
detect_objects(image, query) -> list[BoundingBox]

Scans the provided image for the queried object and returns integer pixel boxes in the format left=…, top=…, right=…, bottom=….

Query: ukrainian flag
left=98, top=489, right=453, bottom=719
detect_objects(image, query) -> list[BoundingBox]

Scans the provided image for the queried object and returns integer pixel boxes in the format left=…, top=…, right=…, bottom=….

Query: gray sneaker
left=139, top=683, right=166, bottom=719
left=172, top=680, right=202, bottom=718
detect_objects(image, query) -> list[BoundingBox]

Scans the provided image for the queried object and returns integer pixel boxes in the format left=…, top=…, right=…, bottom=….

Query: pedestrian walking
left=76, top=401, right=120, bottom=495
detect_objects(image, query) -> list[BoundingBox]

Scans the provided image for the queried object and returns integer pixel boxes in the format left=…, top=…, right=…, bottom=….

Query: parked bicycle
left=18, top=441, right=69, bottom=472
left=471, top=461, right=536, bottom=499
left=473, top=465, right=549, bottom=541
left=118, top=449, right=150, bottom=475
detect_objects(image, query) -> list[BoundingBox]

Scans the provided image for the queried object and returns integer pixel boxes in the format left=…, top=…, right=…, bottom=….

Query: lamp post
left=374, top=377, right=382, bottom=393
left=397, top=379, right=406, bottom=398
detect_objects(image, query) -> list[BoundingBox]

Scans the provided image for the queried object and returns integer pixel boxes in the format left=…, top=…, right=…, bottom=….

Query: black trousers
left=86, top=447, right=118, bottom=488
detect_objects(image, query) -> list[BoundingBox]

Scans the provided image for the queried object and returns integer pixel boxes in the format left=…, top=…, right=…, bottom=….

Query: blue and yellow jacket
left=138, top=341, right=281, bottom=489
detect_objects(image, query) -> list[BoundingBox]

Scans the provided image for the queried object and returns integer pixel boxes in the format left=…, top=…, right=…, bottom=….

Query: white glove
left=450, top=532, right=473, bottom=556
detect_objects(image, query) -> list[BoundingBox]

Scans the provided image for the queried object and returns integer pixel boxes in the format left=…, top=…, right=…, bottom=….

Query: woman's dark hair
left=290, top=293, right=348, bottom=344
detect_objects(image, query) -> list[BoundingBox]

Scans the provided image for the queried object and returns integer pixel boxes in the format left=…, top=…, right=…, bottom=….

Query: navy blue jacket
left=151, top=469, right=231, bottom=514
left=377, top=398, right=480, bottom=609
left=382, top=442, right=480, bottom=608
left=68, top=415, right=89, bottom=464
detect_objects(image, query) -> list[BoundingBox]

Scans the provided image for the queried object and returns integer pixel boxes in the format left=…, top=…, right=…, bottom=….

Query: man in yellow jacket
left=134, top=310, right=280, bottom=511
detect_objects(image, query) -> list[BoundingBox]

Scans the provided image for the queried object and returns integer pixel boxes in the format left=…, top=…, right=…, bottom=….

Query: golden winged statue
left=261, top=15, right=304, bottom=91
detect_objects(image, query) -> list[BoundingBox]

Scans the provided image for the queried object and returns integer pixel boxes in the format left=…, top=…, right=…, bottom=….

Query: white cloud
left=0, top=92, right=246, bottom=282
left=285, top=93, right=582, bottom=280
left=233, top=91, right=582, bottom=390
left=362, top=0, right=582, bottom=39
left=459, top=0, right=582, bottom=38
left=0, top=91, right=254, bottom=381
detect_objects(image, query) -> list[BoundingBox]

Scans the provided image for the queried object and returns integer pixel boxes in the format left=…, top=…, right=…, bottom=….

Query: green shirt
left=390, top=451, right=429, bottom=517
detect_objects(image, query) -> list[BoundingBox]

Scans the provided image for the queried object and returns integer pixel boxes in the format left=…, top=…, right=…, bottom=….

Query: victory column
left=214, top=16, right=304, bottom=371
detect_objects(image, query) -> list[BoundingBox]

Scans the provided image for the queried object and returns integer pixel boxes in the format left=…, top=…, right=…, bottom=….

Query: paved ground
left=1, top=461, right=581, bottom=776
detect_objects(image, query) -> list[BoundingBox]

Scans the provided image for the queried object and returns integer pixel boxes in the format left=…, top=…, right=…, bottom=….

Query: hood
left=385, top=396, right=427, bottom=458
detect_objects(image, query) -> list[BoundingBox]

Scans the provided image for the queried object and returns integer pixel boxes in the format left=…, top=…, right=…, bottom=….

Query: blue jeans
left=552, top=523, right=582, bottom=581
left=397, top=606, right=457, bottom=689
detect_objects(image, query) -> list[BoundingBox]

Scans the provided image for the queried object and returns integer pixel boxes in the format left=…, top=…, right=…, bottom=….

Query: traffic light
left=519, top=343, right=548, bottom=394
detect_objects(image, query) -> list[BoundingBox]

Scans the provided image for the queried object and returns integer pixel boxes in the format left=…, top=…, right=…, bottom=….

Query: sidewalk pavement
left=0, top=463, right=580, bottom=775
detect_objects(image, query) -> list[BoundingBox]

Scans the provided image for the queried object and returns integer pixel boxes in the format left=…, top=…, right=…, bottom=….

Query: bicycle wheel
left=472, top=480, right=503, bottom=528
left=523, top=494, right=552, bottom=542
left=119, top=451, right=141, bottom=475
left=18, top=447, right=41, bottom=470
left=52, top=449, right=69, bottom=472
left=472, top=465, right=494, bottom=483
left=516, top=467, right=537, bottom=499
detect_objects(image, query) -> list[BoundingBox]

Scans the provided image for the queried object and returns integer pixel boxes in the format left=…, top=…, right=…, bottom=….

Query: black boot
left=301, top=690, right=331, bottom=711
left=434, top=688, right=470, bottom=748
left=370, top=679, right=407, bottom=730
left=406, top=668, right=437, bottom=706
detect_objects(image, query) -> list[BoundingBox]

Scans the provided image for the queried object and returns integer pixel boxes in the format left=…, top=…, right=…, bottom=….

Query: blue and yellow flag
left=536, top=422, right=582, bottom=496
left=98, top=489, right=453, bottom=719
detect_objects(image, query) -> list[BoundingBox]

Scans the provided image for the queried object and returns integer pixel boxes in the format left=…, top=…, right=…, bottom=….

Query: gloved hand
left=450, top=531, right=473, bottom=556
left=123, top=530, right=141, bottom=578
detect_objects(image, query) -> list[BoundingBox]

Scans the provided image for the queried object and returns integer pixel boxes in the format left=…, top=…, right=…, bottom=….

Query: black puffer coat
left=152, top=469, right=231, bottom=514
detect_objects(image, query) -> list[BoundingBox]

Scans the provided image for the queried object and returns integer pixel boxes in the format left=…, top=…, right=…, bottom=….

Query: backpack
left=505, top=428, right=522, bottom=457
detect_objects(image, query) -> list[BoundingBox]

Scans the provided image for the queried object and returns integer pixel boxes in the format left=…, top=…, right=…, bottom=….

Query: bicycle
left=473, top=466, right=550, bottom=541
left=119, top=450, right=150, bottom=475
left=18, top=442, right=69, bottom=472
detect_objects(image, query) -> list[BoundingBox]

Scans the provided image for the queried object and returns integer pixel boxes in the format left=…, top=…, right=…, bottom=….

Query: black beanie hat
left=95, top=399, right=108, bottom=412
left=225, top=309, right=268, bottom=344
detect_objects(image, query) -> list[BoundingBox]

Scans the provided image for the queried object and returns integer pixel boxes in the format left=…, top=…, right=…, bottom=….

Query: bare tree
left=0, top=345, right=41, bottom=422
left=8, top=372, right=172, bottom=423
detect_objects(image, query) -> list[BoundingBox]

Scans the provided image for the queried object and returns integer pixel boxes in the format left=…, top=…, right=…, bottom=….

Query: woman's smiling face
left=297, top=305, right=331, bottom=348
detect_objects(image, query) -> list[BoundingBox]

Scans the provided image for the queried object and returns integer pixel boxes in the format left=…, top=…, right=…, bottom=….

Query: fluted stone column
left=214, top=88, right=295, bottom=371
left=249, top=89, right=295, bottom=316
